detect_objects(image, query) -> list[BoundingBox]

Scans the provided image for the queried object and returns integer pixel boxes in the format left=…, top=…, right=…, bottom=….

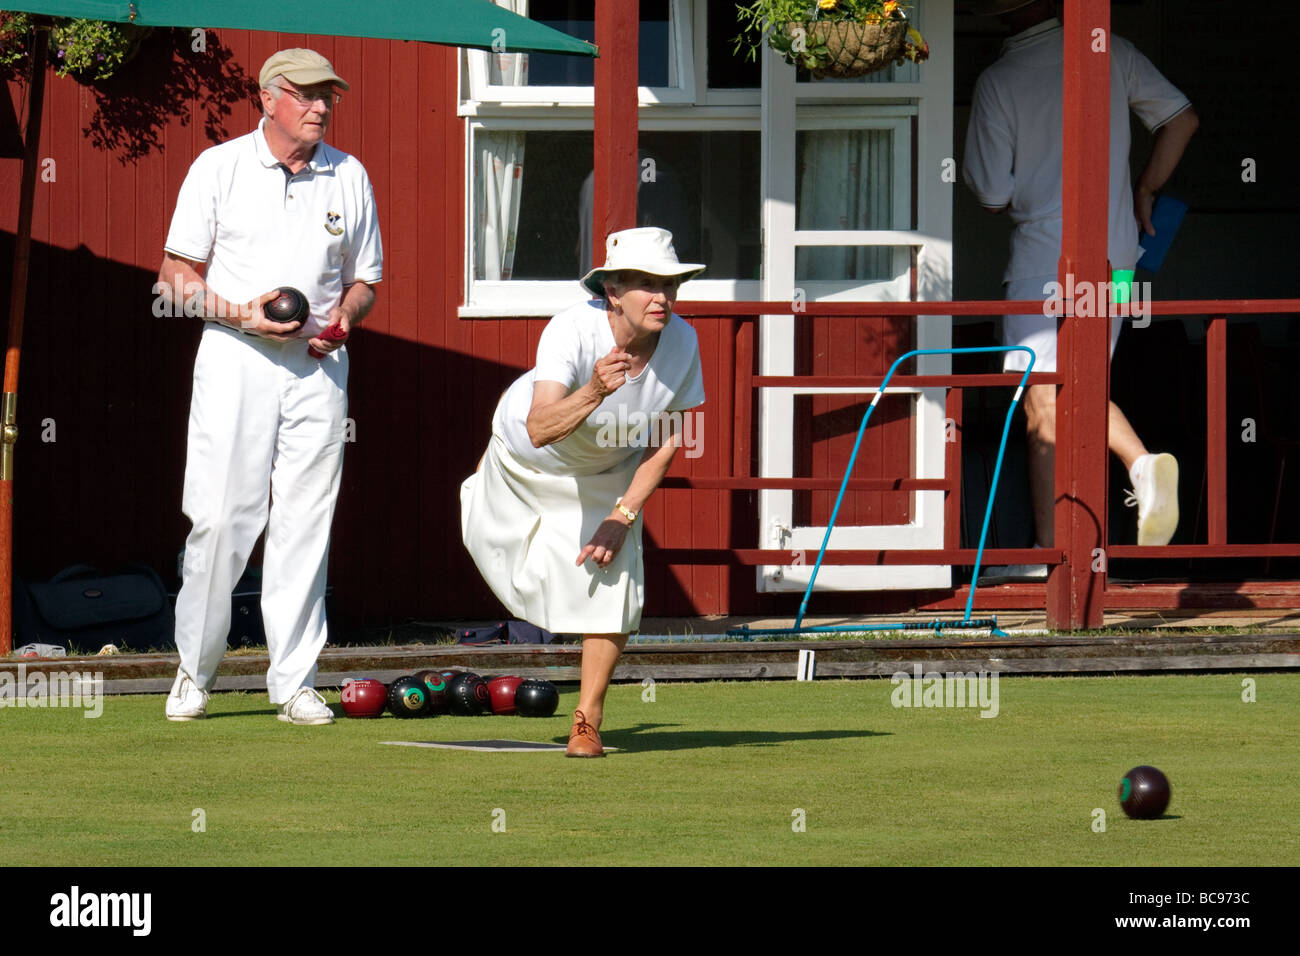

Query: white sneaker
left=1126, top=453, right=1179, bottom=546
left=278, top=687, right=335, bottom=725
left=977, top=563, right=1048, bottom=585
left=165, top=671, right=209, bottom=721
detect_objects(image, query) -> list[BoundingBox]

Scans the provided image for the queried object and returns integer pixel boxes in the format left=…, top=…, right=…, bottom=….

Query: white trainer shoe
left=278, top=687, right=335, bottom=725
left=1126, top=453, right=1179, bottom=546
left=165, top=671, right=209, bottom=721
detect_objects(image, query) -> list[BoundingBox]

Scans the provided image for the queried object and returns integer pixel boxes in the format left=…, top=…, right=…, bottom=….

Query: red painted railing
left=664, top=298, right=1300, bottom=627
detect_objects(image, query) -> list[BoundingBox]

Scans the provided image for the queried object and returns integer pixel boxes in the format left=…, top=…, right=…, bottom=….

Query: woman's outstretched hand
left=577, top=516, right=632, bottom=568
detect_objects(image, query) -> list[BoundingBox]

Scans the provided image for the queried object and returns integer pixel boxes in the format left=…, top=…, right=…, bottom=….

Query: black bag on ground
left=456, top=620, right=566, bottom=645
left=13, top=564, right=174, bottom=653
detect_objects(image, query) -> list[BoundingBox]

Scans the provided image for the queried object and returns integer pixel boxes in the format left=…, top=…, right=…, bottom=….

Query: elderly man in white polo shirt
left=157, top=49, right=382, bottom=724
left=963, top=0, right=1197, bottom=581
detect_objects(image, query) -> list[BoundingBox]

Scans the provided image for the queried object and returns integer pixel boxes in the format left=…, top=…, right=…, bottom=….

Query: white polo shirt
left=495, top=299, right=706, bottom=477
left=164, top=119, right=383, bottom=337
left=963, top=19, right=1191, bottom=282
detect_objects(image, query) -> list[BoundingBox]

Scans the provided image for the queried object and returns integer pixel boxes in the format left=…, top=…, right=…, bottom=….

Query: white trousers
left=173, top=324, right=348, bottom=703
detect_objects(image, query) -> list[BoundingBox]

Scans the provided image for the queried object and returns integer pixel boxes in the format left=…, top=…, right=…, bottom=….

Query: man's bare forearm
left=1136, top=107, right=1199, bottom=197
left=157, top=253, right=248, bottom=328
left=336, top=281, right=376, bottom=327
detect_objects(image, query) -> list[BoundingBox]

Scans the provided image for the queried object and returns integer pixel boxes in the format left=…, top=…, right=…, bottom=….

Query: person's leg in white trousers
left=262, top=340, right=348, bottom=703
left=173, top=325, right=347, bottom=704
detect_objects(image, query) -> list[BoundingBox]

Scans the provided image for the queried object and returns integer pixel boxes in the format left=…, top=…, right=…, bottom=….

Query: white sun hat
left=580, top=227, right=706, bottom=299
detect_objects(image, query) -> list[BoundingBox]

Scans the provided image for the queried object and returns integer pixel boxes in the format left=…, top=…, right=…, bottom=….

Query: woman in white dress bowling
left=461, top=227, right=706, bottom=756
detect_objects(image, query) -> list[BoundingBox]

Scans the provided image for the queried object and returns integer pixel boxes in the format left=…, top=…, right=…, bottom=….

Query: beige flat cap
left=259, top=48, right=350, bottom=91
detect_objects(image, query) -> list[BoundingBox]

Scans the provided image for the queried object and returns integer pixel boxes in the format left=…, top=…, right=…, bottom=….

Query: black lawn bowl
left=265, top=286, right=309, bottom=324
left=514, top=679, right=559, bottom=718
left=387, top=675, right=430, bottom=719
left=1119, top=765, right=1172, bottom=819
left=447, top=672, right=492, bottom=716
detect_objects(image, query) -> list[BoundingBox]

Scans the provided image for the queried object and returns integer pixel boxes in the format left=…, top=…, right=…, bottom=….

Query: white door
left=756, top=1, right=955, bottom=593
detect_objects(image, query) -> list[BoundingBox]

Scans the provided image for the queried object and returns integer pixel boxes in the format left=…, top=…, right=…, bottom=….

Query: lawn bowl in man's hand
left=265, top=286, right=309, bottom=324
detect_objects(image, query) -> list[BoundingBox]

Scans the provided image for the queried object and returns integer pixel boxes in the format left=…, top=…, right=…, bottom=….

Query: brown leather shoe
left=566, top=709, right=604, bottom=758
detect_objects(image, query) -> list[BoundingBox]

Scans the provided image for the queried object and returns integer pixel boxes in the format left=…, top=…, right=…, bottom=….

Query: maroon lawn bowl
left=1119, top=765, right=1172, bottom=819
left=415, top=669, right=450, bottom=715
left=487, top=675, right=525, bottom=715
left=339, top=678, right=387, bottom=719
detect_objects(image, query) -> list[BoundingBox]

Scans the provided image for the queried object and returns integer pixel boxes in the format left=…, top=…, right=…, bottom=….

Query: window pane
left=525, top=0, right=672, bottom=88
left=795, top=129, right=897, bottom=281
left=480, top=130, right=592, bottom=281
left=707, top=0, right=760, bottom=89
left=794, top=245, right=904, bottom=283
left=474, top=129, right=761, bottom=282
left=633, top=132, right=761, bottom=280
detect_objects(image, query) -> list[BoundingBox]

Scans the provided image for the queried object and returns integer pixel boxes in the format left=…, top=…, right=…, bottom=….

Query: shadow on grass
left=582, top=723, right=891, bottom=752
left=201, top=708, right=281, bottom=720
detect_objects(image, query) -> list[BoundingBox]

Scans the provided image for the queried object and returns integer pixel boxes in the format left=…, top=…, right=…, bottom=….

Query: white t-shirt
left=496, top=299, right=705, bottom=476
left=164, top=120, right=384, bottom=337
left=963, top=19, right=1191, bottom=282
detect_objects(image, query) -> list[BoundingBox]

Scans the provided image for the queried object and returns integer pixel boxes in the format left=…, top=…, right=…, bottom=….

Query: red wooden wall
left=1, top=26, right=947, bottom=631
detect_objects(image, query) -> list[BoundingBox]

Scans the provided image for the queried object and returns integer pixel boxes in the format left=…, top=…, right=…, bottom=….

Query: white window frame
left=463, top=0, right=696, bottom=108
left=459, top=109, right=764, bottom=317
left=458, top=1, right=935, bottom=317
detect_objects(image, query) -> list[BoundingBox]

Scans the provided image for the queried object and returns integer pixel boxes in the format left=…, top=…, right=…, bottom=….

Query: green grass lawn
left=1, top=673, right=1295, bottom=866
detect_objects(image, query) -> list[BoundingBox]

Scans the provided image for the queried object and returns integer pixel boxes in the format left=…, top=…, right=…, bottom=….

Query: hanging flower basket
left=0, top=12, right=153, bottom=82
left=782, top=17, right=908, bottom=78
left=733, top=1, right=929, bottom=77
left=50, top=19, right=153, bottom=81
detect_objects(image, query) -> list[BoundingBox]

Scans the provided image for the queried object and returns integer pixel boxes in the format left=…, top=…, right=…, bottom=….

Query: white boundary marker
left=796, top=649, right=816, bottom=681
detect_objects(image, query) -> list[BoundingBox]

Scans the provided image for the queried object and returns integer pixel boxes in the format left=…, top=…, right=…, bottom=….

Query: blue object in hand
left=1136, top=195, right=1188, bottom=272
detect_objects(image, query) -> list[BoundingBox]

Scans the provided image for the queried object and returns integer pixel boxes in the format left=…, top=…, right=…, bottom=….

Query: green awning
left=1, top=0, right=598, bottom=56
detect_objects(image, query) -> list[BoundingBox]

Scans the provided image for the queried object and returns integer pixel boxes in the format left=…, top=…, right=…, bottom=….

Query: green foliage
left=733, top=0, right=899, bottom=62
left=0, top=11, right=152, bottom=81
left=732, top=0, right=926, bottom=72
left=0, top=10, right=32, bottom=69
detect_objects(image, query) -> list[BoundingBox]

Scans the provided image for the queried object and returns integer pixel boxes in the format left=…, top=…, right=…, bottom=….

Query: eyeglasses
left=276, top=84, right=341, bottom=108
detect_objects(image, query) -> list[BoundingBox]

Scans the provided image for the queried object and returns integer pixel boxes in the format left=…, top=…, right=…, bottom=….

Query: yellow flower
left=818, top=0, right=838, bottom=9
left=883, top=0, right=901, bottom=15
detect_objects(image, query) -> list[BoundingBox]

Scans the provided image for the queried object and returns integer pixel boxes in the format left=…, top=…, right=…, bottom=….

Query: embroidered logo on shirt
left=325, top=211, right=343, bottom=236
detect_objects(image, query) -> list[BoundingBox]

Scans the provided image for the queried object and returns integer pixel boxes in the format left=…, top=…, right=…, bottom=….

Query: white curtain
left=488, top=0, right=530, bottom=86
left=477, top=0, right=528, bottom=280
left=796, top=129, right=893, bottom=281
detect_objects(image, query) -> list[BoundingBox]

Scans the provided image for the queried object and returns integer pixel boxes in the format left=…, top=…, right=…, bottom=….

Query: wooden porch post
left=592, top=0, right=639, bottom=263
left=2, top=26, right=51, bottom=655
left=1049, top=0, right=1111, bottom=629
